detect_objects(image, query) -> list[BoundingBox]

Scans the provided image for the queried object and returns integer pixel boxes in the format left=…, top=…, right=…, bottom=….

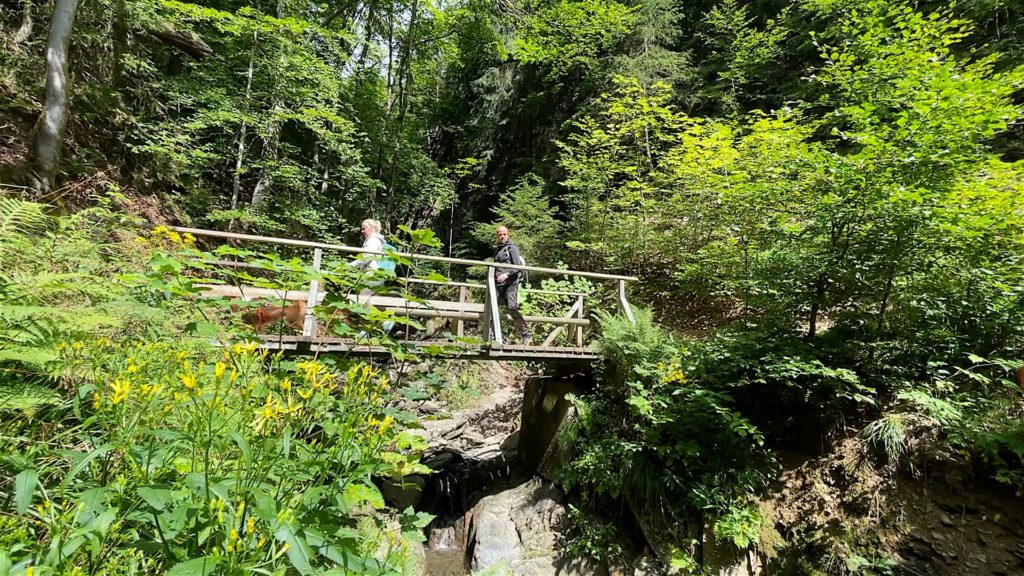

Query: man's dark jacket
left=494, top=241, right=523, bottom=286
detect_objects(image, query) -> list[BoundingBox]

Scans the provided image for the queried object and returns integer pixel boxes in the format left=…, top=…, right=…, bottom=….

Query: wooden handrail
left=193, top=260, right=589, bottom=297
left=167, top=225, right=639, bottom=282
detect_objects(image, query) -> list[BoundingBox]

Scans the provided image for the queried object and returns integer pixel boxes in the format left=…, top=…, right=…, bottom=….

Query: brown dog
left=231, top=300, right=307, bottom=333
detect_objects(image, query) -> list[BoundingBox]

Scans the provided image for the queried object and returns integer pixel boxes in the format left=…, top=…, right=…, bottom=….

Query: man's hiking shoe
left=519, top=334, right=533, bottom=346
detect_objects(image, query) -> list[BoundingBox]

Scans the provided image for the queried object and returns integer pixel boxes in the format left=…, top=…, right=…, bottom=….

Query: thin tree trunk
left=13, top=0, right=34, bottom=47
left=371, top=6, right=397, bottom=213
left=230, top=33, right=257, bottom=211
left=26, top=0, right=80, bottom=197
left=383, top=0, right=419, bottom=219
left=112, top=0, right=128, bottom=84
left=251, top=0, right=287, bottom=210
left=808, top=272, right=827, bottom=338
left=354, top=3, right=375, bottom=87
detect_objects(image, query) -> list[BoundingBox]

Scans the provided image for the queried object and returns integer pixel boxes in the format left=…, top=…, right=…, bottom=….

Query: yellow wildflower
left=215, top=361, right=227, bottom=380
left=280, top=378, right=292, bottom=393
left=247, top=516, right=256, bottom=533
left=297, top=387, right=313, bottom=400
left=110, top=378, right=131, bottom=405
left=180, top=373, right=197, bottom=390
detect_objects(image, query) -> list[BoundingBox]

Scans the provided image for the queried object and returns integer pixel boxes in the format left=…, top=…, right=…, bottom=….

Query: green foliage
left=698, top=0, right=790, bottom=113
left=861, top=414, right=911, bottom=462
left=564, top=310, right=774, bottom=540
left=513, top=0, right=636, bottom=81
left=1, top=340, right=428, bottom=575
left=713, top=504, right=762, bottom=549
left=470, top=174, right=562, bottom=266
left=561, top=504, right=627, bottom=565
left=0, top=197, right=166, bottom=381
left=887, top=355, right=1024, bottom=490
left=0, top=203, right=445, bottom=574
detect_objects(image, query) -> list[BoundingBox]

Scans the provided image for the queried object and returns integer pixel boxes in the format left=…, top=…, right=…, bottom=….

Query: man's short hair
left=361, top=219, right=382, bottom=233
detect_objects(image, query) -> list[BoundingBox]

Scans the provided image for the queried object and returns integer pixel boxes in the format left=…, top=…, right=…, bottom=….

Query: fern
left=0, top=197, right=51, bottom=238
left=861, top=414, right=910, bottom=462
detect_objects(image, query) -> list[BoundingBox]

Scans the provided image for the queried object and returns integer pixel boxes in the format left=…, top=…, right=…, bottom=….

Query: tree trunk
left=250, top=0, right=287, bottom=210
left=12, top=0, right=33, bottom=47
left=383, top=0, right=419, bottom=220
left=26, top=0, right=80, bottom=197
left=112, top=0, right=128, bottom=84
left=808, top=272, right=827, bottom=338
left=230, top=33, right=257, bottom=212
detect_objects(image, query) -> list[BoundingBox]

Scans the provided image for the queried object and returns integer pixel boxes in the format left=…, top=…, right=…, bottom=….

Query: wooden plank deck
left=257, top=335, right=601, bottom=361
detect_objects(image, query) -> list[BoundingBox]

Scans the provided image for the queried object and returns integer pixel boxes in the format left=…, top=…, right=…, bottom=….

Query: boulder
left=467, top=479, right=598, bottom=576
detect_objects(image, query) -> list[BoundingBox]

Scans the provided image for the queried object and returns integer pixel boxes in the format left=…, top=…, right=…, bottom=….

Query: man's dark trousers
left=497, top=281, right=529, bottom=342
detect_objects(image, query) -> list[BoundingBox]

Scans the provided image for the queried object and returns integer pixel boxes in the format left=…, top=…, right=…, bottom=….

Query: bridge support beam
left=520, top=374, right=589, bottom=480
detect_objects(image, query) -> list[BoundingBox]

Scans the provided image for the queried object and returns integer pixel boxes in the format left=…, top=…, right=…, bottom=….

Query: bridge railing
left=167, top=225, right=637, bottom=347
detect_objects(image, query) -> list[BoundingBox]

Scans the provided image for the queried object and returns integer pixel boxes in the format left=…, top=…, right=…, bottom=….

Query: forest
left=1, top=0, right=1023, bottom=574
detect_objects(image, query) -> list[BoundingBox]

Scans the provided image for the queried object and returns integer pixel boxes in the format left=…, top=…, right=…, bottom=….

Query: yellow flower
left=215, top=361, right=227, bottom=380
left=280, top=378, right=292, bottom=393
left=230, top=528, right=239, bottom=542
left=180, top=373, right=197, bottom=390
left=92, top=392, right=101, bottom=410
left=297, top=387, right=313, bottom=400
left=111, top=378, right=131, bottom=405
left=247, top=516, right=256, bottom=533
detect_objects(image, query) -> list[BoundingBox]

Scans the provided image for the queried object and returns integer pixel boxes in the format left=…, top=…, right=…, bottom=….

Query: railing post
left=618, top=279, right=635, bottom=324
left=456, top=286, right=467, bottom=337
left=303, top=248, right=323, bottom=337
left=484, top=266, right=503, bottom=345
left=575, top=294, right=585, bottom=347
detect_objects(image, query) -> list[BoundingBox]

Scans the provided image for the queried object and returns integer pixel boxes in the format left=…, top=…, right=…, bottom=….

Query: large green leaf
left=13, top=469, right=37, bottom=515
left=166, top=556, right=220, bottom=576
left=275, top=525, right=315, bottom=575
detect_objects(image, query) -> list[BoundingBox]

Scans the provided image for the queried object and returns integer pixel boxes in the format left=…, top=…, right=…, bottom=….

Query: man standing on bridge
left=494, top=225, right=531, bottom=344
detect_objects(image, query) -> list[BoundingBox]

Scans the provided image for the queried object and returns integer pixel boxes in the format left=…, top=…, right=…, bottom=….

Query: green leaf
left=60, top=444, right=113, bottom=489
left=137, top=486, right=177, bottom=511
left=342, top=482, right=385, bottom=510
left=13, top=469, right=37, bottom=515
left=166, top=556, right=220, bottom=576
left=275, top=525, right=315, bottom=575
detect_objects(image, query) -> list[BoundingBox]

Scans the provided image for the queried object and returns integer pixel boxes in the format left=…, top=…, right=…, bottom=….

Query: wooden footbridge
left=170, top=226, right=637, bottom=362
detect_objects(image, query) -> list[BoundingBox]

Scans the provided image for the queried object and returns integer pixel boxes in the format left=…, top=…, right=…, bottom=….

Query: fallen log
left=151, top=22, right=212, bottom=59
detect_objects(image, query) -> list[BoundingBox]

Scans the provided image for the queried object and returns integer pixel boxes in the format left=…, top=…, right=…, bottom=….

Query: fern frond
left=0, top=197, right=51, bottom=237
left=0, top=346, right=60, bottom=368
